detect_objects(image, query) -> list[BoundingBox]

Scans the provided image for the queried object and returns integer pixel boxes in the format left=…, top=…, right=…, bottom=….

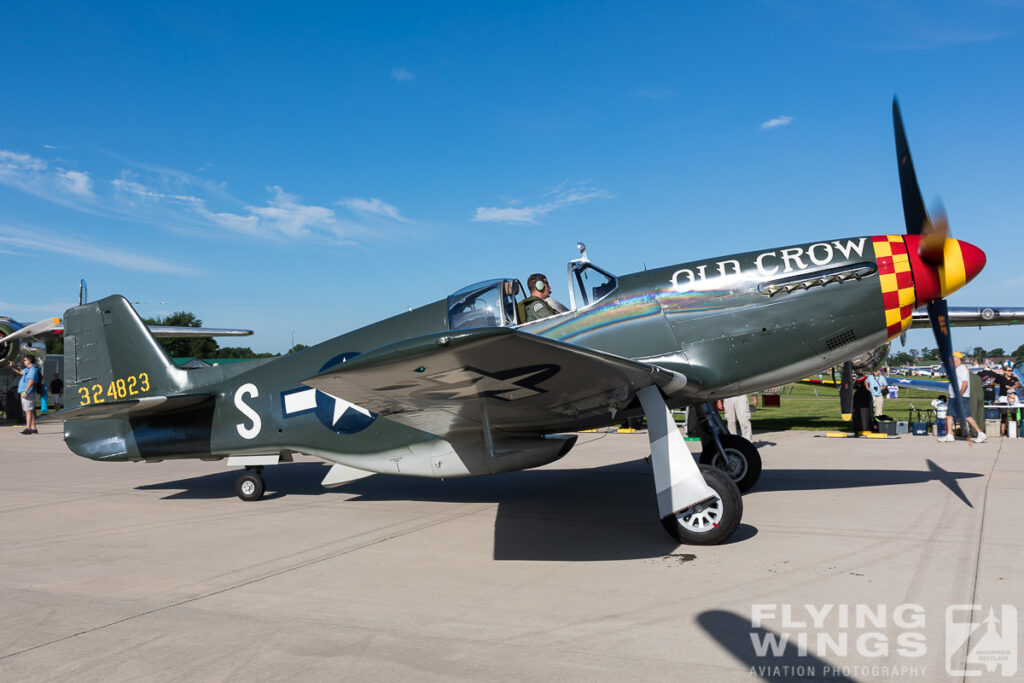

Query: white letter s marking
left=235, top=383, right=262, bottom=439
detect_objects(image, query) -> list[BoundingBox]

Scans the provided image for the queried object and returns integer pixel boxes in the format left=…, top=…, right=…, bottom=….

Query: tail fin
left=63, top=295, right=188, bottom=408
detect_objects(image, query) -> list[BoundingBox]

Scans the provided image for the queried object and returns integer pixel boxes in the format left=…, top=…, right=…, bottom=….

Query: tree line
left=45, top=311, right=309, bottom=358
left=888, top=343, right=1024, bottom=367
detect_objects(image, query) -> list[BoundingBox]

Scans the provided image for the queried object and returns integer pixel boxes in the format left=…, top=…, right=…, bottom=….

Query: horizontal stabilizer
left=148, top=325, right=253, bottom=338
left=48, top=394, right=212, bottom=421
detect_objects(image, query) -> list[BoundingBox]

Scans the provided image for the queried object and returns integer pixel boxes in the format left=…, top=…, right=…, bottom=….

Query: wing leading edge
left=302, top=327, right=690, bottom=437
left=910, top=306, right=1024, bottom=329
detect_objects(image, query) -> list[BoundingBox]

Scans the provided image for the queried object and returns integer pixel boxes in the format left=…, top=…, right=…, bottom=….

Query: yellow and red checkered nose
left=872, top=235, right=917, bottom=338
left=872, top=234, right=987, bottom=339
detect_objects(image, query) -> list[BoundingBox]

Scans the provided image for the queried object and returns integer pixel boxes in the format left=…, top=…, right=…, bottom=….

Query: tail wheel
left=661, top=465, right=742, bottom=545
left=699, top=434, right=762, bottom=492
left=235, top=472, right=265, bottom=501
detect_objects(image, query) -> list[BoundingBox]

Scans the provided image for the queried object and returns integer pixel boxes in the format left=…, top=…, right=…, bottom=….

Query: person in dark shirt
left=1002, top=365, right=1022, bottom=403
left=50, top=371, right=64, bottom=410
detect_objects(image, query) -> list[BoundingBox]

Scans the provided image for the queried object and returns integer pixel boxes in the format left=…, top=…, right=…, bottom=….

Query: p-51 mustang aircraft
left=58, top=99, right=987, bottom=545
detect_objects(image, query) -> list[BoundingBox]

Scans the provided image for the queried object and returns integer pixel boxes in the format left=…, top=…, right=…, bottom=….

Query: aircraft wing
left=800, top=375, right=949, bottom=392
left=886, top=377, right=948, bottom=392
left=798, top=377, right=840, bottom=387
left=303, top=327, right=689, bottom=437
left=911, top=306, right=1024, bottom=328
left=0, top=317, right=62, bottom=344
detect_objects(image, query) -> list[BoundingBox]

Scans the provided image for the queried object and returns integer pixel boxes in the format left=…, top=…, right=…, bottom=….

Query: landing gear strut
left=638, top=386, right=742, bottom=544
left=235, top=466, right=265, bottom=501
left=690, top=402, right=762, bottom=492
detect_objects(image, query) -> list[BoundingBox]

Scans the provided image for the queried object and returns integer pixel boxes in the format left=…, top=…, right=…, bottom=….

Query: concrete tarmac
left=1, top=421, right=1021, bottom=682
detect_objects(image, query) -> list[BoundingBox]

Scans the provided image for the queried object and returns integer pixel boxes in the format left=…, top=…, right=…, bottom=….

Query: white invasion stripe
left=284, top=388, right=317, bottom=414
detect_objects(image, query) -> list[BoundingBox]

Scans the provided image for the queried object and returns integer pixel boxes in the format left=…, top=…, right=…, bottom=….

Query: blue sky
left=1, top=1, right=1022, bottom=354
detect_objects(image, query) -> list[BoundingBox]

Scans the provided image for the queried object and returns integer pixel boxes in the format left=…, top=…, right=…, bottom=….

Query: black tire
left=699, top=434, right=762, bottom=493
left=235, top=472, right=265, bottom=501
left=660, top=464, right=742, bottom=545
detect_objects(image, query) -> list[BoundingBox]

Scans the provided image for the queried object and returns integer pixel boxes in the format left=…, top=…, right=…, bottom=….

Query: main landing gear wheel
left=699, top=434, right=762, bottom=493
left=235, top=470, right=265, bottom=501
left=661, top=465, right=742, bottom=545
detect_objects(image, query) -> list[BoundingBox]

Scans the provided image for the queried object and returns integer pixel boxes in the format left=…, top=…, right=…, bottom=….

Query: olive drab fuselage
left=63, top=233, right=985, bottom=472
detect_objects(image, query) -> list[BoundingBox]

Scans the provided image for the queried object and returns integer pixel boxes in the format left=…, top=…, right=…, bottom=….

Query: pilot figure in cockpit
left=520, top=273, right=567, bottom=322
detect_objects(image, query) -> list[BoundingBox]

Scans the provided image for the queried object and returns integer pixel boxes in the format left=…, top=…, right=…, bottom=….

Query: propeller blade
left=893, top=97, right=930, bottom=235
left=927, top=299, right=969, bottom=437
left=894, top=99, right=977, bottom=440
left=0, top=317, right=61, bottom=345
left=917, top=208, right=949, bottom=265
left=839, top=360, right=854, bottom=420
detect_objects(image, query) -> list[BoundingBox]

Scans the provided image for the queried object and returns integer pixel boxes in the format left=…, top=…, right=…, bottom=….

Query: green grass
left=749, top=380, right=943, bottom=432
left=660, top=377, right=948, bottom=432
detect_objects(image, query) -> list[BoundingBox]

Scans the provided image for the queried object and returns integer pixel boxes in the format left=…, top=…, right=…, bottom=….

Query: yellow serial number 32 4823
left=77, top=373, right=151, bottom=406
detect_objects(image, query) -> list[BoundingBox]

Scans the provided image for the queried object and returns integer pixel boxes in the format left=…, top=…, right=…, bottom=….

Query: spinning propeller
left=893, top=97, right=973, bottom=438
left=837, top=99, right=986, bottom=433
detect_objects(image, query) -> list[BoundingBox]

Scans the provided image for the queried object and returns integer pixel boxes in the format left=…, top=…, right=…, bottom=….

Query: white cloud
left=249, top=187, right=336, bottom=238
left=56, top=169, right=94, bottom=197
left=760, top=115, right=794, bottom=130
left=112, top=176, right=201, bottom=206
left=200, top=208, right=260, bottom=235
left=392, top=67, right=415, bottom=81
left=112, top=178, right=156, bottom=201
left=0, top=150, right=46, bottom=172
left=0, top=223, right=197, bottom=275
left=0, top=149, right=408, bottom=246
left=472, top=206, right=544, bottom=223
left=193, top=186, right=349, bottom=240
left=339, top=197, right=403, bottom=221
left=473, top=182, right=614, bottom=225
left=0, top=149, right=99, bottom=206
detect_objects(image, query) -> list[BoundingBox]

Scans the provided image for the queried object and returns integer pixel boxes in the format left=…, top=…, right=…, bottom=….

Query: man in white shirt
left=866, top=369, right=888, bottom=417
left=939, top=352, right=987, bottom=443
